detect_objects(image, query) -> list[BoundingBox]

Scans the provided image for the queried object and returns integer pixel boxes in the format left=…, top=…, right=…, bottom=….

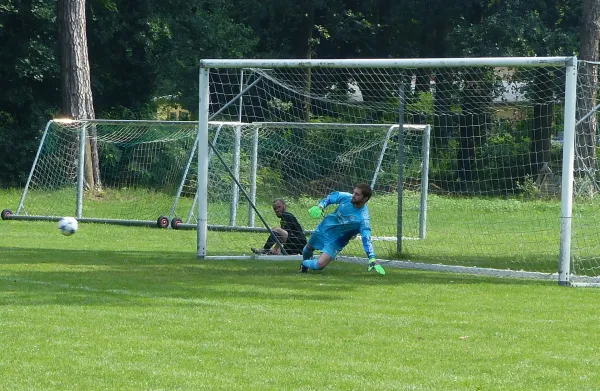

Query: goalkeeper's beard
left=351, top=198, right=367, bottom=208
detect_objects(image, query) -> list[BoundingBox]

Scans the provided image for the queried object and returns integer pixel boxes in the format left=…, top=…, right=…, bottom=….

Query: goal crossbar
left=200, top=57, right=573, bottom=69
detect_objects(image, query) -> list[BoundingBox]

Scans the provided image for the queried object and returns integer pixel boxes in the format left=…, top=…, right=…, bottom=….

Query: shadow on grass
left=0, top=247, right=554, bottom=307
left=424, top=256, right=557, bottom=273
left=388, top=251, right=559, bottom=274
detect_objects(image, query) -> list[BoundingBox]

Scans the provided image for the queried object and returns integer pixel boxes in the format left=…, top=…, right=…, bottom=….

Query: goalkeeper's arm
left=308, top=191, right=347, bottom=218
left=360, top=224, right=376, bottom=260
left=308, top=192, right=334, bottom=218
left=308, top=205, right=324, bottom=219
left=368, top=258, right=386, bottom=275
left=361, top=224, right=386, bottom=275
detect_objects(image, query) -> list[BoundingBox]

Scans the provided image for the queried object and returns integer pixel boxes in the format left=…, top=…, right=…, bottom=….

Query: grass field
left=8, top=184, right=600, bottom=274
left=2, top=198, right=600, bottom=389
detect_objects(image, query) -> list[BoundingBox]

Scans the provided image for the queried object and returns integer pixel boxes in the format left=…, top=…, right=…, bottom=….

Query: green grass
left=1, top=218, right=600, bottom=390
left=4, top=187, right=600, bottom=274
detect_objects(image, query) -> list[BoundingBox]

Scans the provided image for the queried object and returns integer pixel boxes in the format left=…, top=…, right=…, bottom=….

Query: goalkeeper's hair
left=355, top=183, right=372, bottom=200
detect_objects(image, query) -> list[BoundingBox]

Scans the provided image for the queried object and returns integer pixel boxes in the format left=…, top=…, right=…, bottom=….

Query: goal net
left=196, top=57, right=597, bottom=285
left=7, top=118, right=430, bottom=236
left=10, top=119, right=199, bottom=227
left=175, top=120, right=430, bottom=238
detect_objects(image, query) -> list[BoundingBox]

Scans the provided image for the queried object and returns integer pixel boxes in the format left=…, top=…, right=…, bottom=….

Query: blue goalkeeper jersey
left=316, top=191, right=376, bottom=259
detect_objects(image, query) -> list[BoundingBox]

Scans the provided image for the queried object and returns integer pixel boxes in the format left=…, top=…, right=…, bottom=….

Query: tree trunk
left=531, top=102, right=553, bottom=174
left=57, top=0, right=102, bottom=191
left=431, top=14, right=452, bottom=150
left=300, top=0, right=314, bottom=122
left=457, top=68, right=490, bottom=193
left=433, top=72, right=454, bottom=149
left=530, top=71, right=554, bottom=178
left=577, top=0, right=600, bottom=185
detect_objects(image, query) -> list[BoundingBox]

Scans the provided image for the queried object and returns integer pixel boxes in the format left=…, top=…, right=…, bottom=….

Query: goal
left=7, top=119, right=200, bottom=227
left=4, top=118, right=430, bottom=240
left=196, top=57, right=600, bottom=286
left=172, top=120, right=430, bottom=242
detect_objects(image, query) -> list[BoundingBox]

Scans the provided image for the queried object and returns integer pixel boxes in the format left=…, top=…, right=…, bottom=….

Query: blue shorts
left=307, top=231, right=343, bottom=260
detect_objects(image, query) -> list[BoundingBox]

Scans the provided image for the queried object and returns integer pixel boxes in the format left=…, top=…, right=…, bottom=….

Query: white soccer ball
left=58, top=216, right=78, bottom=236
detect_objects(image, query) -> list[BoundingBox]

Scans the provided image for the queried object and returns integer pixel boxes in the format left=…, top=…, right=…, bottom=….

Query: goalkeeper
left=299, top=183, right=386, bottom=275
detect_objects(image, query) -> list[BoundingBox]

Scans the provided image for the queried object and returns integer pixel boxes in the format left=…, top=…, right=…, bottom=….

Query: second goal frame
left=174, top=120, right=431, bottom=242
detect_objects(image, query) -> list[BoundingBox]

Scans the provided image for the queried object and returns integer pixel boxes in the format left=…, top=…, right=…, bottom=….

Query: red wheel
left=171, top=217, right=183, bottom=229
left=157, top=216, right=169, bottom=228
left=1, top=209, right=13, bottom=220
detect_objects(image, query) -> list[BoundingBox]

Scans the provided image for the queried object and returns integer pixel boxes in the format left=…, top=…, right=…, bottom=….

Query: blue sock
left=301, top=258, right=321, bottom=270
left=302, top=246, right=313, bottom=261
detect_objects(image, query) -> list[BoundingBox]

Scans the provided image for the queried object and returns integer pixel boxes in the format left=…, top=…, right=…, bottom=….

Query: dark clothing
left=263, top=211, right=307, bottom=254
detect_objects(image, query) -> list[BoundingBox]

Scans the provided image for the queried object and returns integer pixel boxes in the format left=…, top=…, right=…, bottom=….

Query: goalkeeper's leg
left=313, top=244, right=339, bottom=270
left=299, top=244, right=317, bottom=272
left=300, top=251, right=333, bottom=272
left=299, top=233, right=324, bottom=272
left=300, top=239, right=338, bottom=272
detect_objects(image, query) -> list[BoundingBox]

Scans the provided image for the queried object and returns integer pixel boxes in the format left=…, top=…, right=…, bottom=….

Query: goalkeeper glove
left=368, top=259, right=386, bottom=275
left=308, top=205, right=323, bottom=219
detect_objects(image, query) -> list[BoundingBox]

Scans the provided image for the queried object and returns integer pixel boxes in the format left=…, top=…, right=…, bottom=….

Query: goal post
left=559, top=59, right=577, bottom=285
left=196, top=56, right=594, bottom=285
left=569, top=60, right=600, bottom=286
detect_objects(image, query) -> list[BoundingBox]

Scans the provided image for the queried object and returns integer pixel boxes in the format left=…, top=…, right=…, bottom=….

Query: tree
left=450, top=0, right=580, bottom=183
left=86, top=0, right=161, bottom=117
left=142, top=0, right=256, bottom=117
left=577, top=0, right=600, bottom=182
left=0, top=0, right=59, bottom=187
left=57, top=0, right=101, bottom=190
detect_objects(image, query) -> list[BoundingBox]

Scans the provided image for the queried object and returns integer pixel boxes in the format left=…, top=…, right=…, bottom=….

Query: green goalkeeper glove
left=368, top=259, right=386, bottom=275
left=308, top=205, right=323, bottom=219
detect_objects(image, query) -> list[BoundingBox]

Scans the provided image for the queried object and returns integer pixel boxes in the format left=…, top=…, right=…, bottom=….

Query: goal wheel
left=156, top=216, right=169, bottom=228
left=171, top=217, right=183, bottom=229
left=1, top=209, right=13, bottom=220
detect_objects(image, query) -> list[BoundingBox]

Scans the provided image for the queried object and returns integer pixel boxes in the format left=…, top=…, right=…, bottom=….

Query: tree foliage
left=0, top=0, right=592, bottom=190
left=0, top=0, right=59, bottom=186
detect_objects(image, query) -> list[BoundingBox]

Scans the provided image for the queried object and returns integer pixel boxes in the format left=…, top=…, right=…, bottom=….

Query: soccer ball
left=58, top=216, right=78, bottom=236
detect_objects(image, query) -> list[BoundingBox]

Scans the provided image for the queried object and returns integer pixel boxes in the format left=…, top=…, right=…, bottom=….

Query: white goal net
left=195, top=57, right=597, bottom=285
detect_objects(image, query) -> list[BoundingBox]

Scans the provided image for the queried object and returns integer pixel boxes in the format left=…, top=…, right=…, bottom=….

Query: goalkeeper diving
left=299, top=182, right=386, bottom=275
